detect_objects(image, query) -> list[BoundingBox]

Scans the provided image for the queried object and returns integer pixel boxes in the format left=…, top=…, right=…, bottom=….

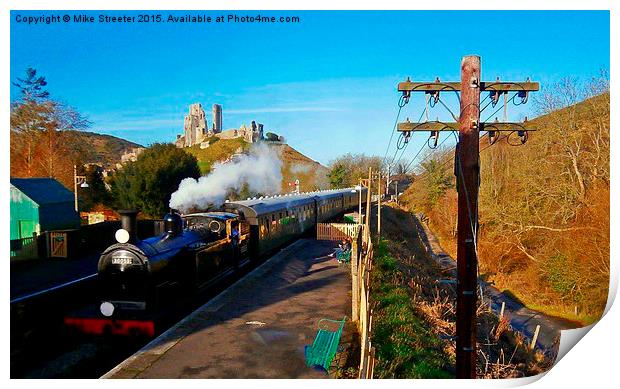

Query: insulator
left=430, top=131, right=439, bottom=148
left=518, top=90, right=528, bottom=104
left=490, top=91, right=499, bottom=106
left=402, top=90, right=411, bottom=104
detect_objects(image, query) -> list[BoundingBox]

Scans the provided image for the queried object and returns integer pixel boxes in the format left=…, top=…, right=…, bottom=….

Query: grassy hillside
left=185, top=138, right=329, bottom=192
left=401, top=91, right=610, bottom=324
left=185, top=136, right=250, bottom=174
left=371, top=205, right=551, bottom=378
left=63, top=130, right=143, bottom=167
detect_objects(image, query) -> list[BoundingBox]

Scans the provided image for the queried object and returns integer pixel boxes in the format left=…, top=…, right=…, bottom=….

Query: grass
left=368, top=205, right=555, bottom=379
left=371, top=239, right=453, bottom=379
left=185, top=136, right=249, bottom=173
left=197, top=161, right=211, bottom=175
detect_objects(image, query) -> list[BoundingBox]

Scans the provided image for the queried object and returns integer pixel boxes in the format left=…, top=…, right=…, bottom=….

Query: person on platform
left=329, top=237, right=352, bottom=262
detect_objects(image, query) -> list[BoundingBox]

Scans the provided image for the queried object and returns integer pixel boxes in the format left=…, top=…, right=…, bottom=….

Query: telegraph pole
left=396, top=55, right=538, bottom=378
left=395, top=181, right=399, bottom=204
left=455, top=55, right=480, bottom=378
left=385, top=163, right=392, bottom=197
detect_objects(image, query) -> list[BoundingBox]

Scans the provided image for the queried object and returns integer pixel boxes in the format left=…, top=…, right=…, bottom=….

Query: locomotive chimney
left=118, top=209, right=139, bottom=242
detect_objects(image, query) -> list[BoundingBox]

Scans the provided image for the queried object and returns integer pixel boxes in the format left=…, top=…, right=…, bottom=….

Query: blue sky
left=10, top=10, right=609, bottom=166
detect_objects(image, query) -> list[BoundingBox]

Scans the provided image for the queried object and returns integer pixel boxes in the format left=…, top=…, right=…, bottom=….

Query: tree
left=10, top=67, right=90, bottom=188
left=110, top=143, right=201, bottom=217
left=394, top=161, right=411, bottom=175
left=265, top=132, right=283, bottom=142
left=327, top=164, right=347, bottom=188
left=36, top=102, right=91, bottom=184
left=419, top=158, right=453, bottom=208
left=10, top=101, right=51, bottom=176
left=12, top=67, right=50, bottom=102
left=327, top=153, right=383, bottom=188
left=78, top=164, right=112, bottom=211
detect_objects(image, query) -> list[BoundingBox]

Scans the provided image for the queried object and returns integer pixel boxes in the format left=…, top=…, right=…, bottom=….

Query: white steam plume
left=289, top=163, right=312, bottom=174
left=169, top=143, right=282, bottom=212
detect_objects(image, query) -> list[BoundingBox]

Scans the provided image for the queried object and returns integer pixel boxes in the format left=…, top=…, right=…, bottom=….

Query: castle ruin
left=176, top=103, right=213, bottom=148
left=175, top=103, right=265, bottom=148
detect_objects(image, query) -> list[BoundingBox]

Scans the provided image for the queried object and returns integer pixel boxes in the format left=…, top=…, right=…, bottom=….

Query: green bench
left=336, top=250, right=351, bottom=263
left=304, top=317, right=346, bottom=372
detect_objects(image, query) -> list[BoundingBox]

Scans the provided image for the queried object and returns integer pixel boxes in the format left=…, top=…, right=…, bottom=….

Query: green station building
left=10, top=178, right=80, bottom=240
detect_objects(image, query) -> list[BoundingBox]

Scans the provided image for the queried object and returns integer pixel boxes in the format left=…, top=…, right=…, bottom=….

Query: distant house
left=10, top=178, right=80, bottom=240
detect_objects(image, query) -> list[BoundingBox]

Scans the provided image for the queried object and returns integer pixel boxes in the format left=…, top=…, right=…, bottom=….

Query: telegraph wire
left=382, top=95, right=408, bottom=166
left=388, top=100, right=429, bottom=167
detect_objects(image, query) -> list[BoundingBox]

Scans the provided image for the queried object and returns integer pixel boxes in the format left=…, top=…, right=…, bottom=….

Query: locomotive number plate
left=112, top=257, right=133, bottom=265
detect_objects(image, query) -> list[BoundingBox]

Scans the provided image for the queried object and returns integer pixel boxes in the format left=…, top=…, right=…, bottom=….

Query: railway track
left=10, top=253, right=260, bottom=378
left=10, top=272, right=100, bottom=378
left=11, top=273, right=97, bottom=305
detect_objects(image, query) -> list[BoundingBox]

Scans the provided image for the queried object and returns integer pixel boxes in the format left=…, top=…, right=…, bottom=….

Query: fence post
left=530, top=325, right=541, bottom=351
left=368, top=346, right=376, bottom=379
left=351, top=228, right=360, bottom=322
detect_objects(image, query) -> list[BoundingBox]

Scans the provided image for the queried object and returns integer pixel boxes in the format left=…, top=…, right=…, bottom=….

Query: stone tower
left=212, top=104, right=222, bottom=133
left=183, top=103, right=208, bottom=147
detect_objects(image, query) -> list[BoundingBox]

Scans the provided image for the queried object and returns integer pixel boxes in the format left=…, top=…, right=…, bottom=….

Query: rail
left=351, top=225, right=376, bottom=379
left=10, top=273, right=97, bottom=305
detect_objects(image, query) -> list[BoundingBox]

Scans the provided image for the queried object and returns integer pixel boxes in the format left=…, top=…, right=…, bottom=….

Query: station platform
left=103, top=239, right=353, bottom=379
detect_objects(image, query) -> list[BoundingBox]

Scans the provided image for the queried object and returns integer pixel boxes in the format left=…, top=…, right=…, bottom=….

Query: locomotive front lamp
left=100, top=301, right=115, bottom=317
left=115, top=229, right=130, bottom=244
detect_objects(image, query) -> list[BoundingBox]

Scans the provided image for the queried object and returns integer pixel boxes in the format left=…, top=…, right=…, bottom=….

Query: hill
left=64, top=130, right=143, bottom=167
left=184, top=137, right=329, bottom=192
left=400, top=91, right=610, bottom=324
left=271, top=142, right=330, bottom=191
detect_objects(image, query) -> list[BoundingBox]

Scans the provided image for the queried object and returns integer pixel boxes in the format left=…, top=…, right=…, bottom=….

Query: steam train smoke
left=289, top=163, right=312, bottom=174
left=169, top=143, right=283, bottom=212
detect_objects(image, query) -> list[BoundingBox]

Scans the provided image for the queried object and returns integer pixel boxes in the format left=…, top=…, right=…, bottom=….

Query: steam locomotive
left=65, top=188, right=367, bottom=336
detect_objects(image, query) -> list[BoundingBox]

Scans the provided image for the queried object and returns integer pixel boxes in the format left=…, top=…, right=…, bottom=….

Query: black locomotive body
left=66, top=188, right=366, bottom=336
left=97, top=211, right=249, bottom=316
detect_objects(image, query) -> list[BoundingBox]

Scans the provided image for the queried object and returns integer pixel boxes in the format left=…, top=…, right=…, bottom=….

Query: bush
left=110, top=143, right=200, bottom=217
left=545, top=253, right=579, bottom=300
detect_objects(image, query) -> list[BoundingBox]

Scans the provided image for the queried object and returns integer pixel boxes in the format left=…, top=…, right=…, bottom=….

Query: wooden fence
left=316, top=223, right=360, bottom=241
left=351, top=225, right=376, bottom=379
